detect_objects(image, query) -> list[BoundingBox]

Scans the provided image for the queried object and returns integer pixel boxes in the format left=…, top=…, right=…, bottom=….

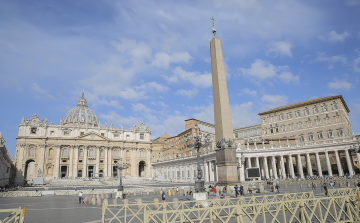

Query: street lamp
left=115, top=159, right=129, bottom=191
left=185, top=124, right=211, bottom=193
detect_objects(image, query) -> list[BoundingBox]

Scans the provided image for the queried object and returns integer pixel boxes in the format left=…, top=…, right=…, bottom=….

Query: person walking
left=213, top=187, right=217, bottom=197
left=248, top=186, right=252, bottom=195
left=223, top=186, right=227, bottom=198
left=172, top=188, right=175, bottom=196
left=176, top=187, right=179, bottom=194
left=162, top=192, right=166, bottom=203
left=324, top=182, right=328, bottom=196
left=311, top=181, right=316, bottom=190
left=275, top=183, right=280, bottom=193
left=234, top=185, right=239, bottom=198
left=78, top=191, right=83, bottom=204
left=240, top=185, right=244, bottom=196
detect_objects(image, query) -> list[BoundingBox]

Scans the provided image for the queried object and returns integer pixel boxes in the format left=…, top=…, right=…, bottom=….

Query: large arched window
left=140, top=150, right=144, bottom=157
left=62, top=148, right=68, bottom=156
left=48, top=148, right=53, bottom=156
left=79, top=150, right=83, bottom=157
left=126, top=150, right=130, bottom=158
left=114, top=150, right=117, bottom=157
left=100, top=150, right=104, bottom=157
left=29, top=147, right=35, bottom=156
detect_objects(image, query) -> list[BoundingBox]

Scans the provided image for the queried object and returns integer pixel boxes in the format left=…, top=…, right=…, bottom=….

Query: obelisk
left=210, top=18, right=238, bottom=185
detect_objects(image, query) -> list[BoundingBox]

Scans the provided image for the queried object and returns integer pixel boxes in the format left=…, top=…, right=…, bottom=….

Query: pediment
left=75, top=132, right=109, bottom=141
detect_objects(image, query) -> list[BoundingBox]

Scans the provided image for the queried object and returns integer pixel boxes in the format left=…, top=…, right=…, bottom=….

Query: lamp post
left=115, top=159, right=128, bottom=192
left=185, top=124, right=211, bottom=193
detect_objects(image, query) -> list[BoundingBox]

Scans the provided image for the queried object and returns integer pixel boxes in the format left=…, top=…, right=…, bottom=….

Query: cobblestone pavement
left=0, top=183, right=356, bottom=223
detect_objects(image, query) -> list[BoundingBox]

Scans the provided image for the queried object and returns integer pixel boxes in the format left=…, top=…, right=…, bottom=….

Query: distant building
left=14, top=93, right=151, bottom=184
left=0, top=132, right=14, bottom=186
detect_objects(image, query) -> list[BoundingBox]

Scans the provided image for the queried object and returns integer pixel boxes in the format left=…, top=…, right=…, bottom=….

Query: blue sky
left=1, top=0, right=360, bottom=158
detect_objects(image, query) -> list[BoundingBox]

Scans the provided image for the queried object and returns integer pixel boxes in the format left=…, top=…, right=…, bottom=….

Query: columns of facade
left=238, top=157, right=245, bottom=181
left=38, top=144, right=46, bottom=177
left=288, top=154, right=295, bottom=178
left=280, top=155, right=286, bottom=179
left=210, top=161, right=215, bottom=182
left=104, top=146, right=108, bottom=177
left=214, top=162, right=218, bottom=182
left=108, top=147, right=113, bottom=177
left=306, top=153, right=313, bottom=176
left=54, top=145, right=61, bottom=178
left=324, top=150, right=332, bottom=176
left=73, top=146, right=78, bottom=177
left=131, top=148, right=136, bottom=177
left=344, top=149, right=354, bottom=175
left=69, top=146, right=74, bottom=178
left=95, top=146, right=100, bottom=176
left=263, top=157, right=270, bottom=179
left=83, top=146, right=88, bottom=178
left=334, top=150, right=343, bottom=176
left=296, top=154, right=304, bottom=178
left=146, top=148, right=151, bottom=178
left=315, top=152, right=322, bottom=177
left=271, top=156, right=278, bottom=179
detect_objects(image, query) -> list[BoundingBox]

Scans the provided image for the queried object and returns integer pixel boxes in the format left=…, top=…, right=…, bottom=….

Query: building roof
left=184, top=118, right=215, bottom=127
left=233, top=124, right=261, bottom=131
left=258, top=95, right=350, bottom=115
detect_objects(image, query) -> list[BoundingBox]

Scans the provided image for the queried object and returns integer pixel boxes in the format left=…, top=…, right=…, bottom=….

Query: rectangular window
left=309, top=134, right=314, bottom=141
left=335, top=116, right=340, bottom=122
left=326, top=118, right=330, bottom=124
left=316, top=119, right=320, bottom=125
left=318, top=132, right=324, bottom=139
left=298, top=122, right=302, bottom=129
left=289, top=123, right=294, bottom=130
left=313, top=107, right=319, bottom=114
left=101, top=133, right=105, bottom=136
left=50, top=131, right=55, bottom=136
left=274, top=116, right=277, bottom=122
left=304, top=109, right=309, bottom=116
left=323, top=106, right=328, bottom=112
left=307, top=121, right=312, bottom=127
left=140, top=133, right=144, bottom=140
left=295, top=111, right=301, bottom=117
left=6, top=167, right=9, bottom=173
left=126, top=135, right=130, bottom=139
left=338, top=129, right=343, bottom=136
left=332, top=103, right=338, bottom=110
left=114, top=133, right=119, bottom=138
left=287, top=113, right=292, bottom=119
left=279, top=114, right=284, bottom=121
left=299, top=135, right=304, bottom=142
left=282, top=125, right=286, bottom=132
left=269, top=116, right=272, bottom=123
left=328, top=131, right=333, bottom=138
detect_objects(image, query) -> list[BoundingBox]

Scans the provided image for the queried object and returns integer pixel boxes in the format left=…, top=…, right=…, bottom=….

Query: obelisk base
left=216, top=147, right=238, bottom=186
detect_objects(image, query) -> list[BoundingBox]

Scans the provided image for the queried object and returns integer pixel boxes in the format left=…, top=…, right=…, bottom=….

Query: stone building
left=0, top=132, right=14, bottom=186
left=14, top=93, right=151, bottom=184
left=152, top=95, right=360, bottom=182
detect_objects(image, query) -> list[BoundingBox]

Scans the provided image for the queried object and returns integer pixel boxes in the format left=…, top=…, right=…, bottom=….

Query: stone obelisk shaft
left=210, top=36, right=238, bottom=185
left=210, top=37, right=233, bottom=140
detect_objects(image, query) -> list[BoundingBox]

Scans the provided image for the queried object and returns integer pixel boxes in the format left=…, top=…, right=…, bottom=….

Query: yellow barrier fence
left=0, top=207, right=25, bottom=223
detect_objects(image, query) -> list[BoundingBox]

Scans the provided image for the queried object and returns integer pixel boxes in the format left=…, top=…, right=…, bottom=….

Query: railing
left=0, top=207, right=26, bottom=223
left=0, top=191, right=41, bottom=198
left=100, top=191, right=315, bottom=223
left=144, top=195, right=360, bottom=223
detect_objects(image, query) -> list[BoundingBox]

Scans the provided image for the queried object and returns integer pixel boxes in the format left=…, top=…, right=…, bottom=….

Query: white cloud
left=30, top=83, right=55, bottom=99
left=242, top=88, right=257, bottom=96
left=151, top=101, right=169, bottom=108
left=193, top=104, right=214, bottom=124
left=319, top=31, right=350, bottom=43
left=266, top=40, right=293, bottom=57
left=315, top=52, right=347, bottom=69
left=99, top=111, right=142, bottom=128
left=346, top=0, right=360, bottom=6
left=328, top=78, right=352, bottom=91
left=239, top=59, right=299, bottom=84
left=261, top=94, right=288, bottom=111
left=132, top=103, right=153, bottom=113
left=354, top=54, right=360, bottom=72
left=164, top=66, right=212, bottom=88
left=231, top=102, right=260, bottom=128
left=151, top=51, right=191, bottom=69
left=177, top=88, right=198, bottom=98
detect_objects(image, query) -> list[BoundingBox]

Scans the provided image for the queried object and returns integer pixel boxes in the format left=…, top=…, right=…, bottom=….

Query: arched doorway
left=24, top=159, right=36, bottom=184
left=139, top=161, right=145, bottom=177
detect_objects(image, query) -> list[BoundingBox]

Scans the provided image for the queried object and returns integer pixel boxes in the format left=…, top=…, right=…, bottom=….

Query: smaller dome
left=63, top=93, right=99, bottom=126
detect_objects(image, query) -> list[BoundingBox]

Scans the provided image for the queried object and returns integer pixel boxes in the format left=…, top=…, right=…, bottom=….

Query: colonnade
left=243, top=148, right=359, bottom=179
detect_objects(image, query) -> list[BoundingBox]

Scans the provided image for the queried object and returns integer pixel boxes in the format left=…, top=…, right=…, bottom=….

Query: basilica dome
left=63, top=93, right=99, bottom=126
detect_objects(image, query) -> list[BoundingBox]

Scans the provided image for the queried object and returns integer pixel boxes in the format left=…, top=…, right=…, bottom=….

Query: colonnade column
left=54, top=145, right=61, bottom=178
left=280, top=155, right=286, bottom=179
left=315, top=152, right=322, bottom=177
left=344, top=149, right=354, bottom=175
left=38, top=144, right=46, bottom=177
left=74, top=146, right=78, bottom=177
left=263, top=157, right=269, bottom=179
left=288, top=155, right=295, bottom=178
left=104, top=146, right=108, bottom=177
left=204, top=161, right=209, bottom=182
left=334, top=150, right=343, bottom=176
left=246, top=157, right=252, bottom=168
left=209, top=161, right=215, bottom=182
left=324, top=151, right=332, bottom=176
left=296, top=154, right=304, bottom=178
left=83, top=146, right=88, bottom=178
left=306, top=153, right=313, bottom=176
left=356, top=151, right=360, bottom=174
left=271, top=156, right=278, bottom=179
left=69, top=146, right=74, bottom=178
left=108, top=147, right=113, bottom=177
left=255, top=156, right=260, bottom=168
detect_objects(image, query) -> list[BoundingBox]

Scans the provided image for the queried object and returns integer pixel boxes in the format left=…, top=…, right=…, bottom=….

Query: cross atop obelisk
left=210, top=19, right=238, bottom=185
left=210, top=17, right=216, bottom=36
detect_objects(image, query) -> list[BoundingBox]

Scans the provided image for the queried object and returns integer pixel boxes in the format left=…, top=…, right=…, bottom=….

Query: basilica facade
left=14, top=93, right=151, bottom=183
